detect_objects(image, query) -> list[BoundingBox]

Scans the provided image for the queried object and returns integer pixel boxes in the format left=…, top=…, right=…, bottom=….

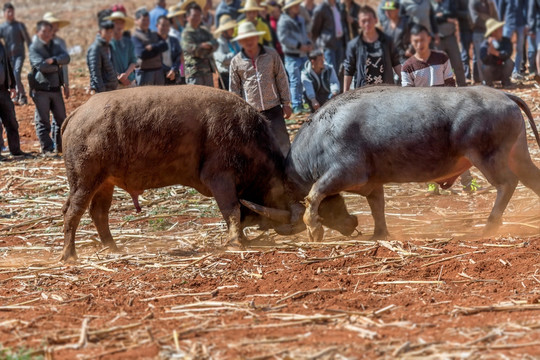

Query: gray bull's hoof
left=307, top=224, right=324, bottom=242
left=483, top=219, right=502, bottom=237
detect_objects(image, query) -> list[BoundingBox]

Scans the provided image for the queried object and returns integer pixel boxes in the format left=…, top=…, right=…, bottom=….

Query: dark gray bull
left=282, top=85, right=540, bottom=241
left=61, top=86, right=301, bottom=262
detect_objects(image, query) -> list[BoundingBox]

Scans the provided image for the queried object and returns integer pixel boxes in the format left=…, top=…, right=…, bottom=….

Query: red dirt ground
left=0, top=83, right=539, bottom=359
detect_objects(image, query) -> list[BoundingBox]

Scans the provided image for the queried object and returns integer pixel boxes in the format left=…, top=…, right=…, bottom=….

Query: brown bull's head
left=240, top=199, right=306, bottom=235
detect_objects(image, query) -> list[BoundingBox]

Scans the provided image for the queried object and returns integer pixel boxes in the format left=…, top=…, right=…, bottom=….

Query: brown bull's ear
left=240, top=199, right=291, bottom=224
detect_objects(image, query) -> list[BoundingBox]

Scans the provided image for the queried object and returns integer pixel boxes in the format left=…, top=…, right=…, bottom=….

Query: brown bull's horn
left=240, top=199, right=291, bottom=224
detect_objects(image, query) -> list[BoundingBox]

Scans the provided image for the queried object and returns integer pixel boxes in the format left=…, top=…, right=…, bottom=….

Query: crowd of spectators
left=0, top=0, right=537, bottom=163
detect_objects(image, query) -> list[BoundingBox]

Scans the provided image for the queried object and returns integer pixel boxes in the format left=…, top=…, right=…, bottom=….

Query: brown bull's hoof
left=369, top=230, right=389, bottom=240
left=60, top=251, right=78, bottom=264
left=224, top=239, right=245, bottom=251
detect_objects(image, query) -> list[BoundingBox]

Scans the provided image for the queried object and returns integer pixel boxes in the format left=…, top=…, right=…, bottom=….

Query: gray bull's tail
left=504, top=92, right=540, bottom=148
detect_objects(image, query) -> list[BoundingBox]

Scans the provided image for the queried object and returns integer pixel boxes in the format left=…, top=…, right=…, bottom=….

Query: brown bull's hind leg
left=62, top=187, right=95, bottom=262
left=89, top=182, right=119, bottom=252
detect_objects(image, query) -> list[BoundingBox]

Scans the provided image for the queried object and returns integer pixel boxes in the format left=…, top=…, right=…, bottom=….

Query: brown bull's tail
left=504, top=92, right=540, bottom=148
left=61, top=106, right=81, bottom=136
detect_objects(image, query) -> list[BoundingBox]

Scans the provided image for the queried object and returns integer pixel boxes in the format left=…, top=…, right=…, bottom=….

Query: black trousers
left=261, top=105, right=290, bottom=156
left=0, top=89, right=22, bottom=154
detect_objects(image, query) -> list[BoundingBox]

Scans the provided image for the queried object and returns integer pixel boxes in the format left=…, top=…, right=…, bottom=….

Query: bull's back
left=288, top=86, right=524, bottom=185
left=62, top=86, right=257, bottom=191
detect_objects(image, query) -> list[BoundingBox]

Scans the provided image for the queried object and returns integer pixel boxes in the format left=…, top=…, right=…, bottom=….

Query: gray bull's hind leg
left=508, top=132, right=540, bottom=198
left=469, top=151, right=519, bottom=235
left=89, top=182, right=119, bottom=252
left=366, top=185, right=390, bottom=239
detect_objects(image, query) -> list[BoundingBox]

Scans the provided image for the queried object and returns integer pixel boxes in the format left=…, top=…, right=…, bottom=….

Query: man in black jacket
left=343, top=5, right=401, bottom=90
left=0, top=38, right=27, bottom=160
left=311, top=0, right=345, bottom=73
left=29, top=20, right=70, bottom=156
left=0, top=3, right=31, bottom=105
left=87, top=20, right=117, bottom=92
left=132, top=8, right=168, bottom=86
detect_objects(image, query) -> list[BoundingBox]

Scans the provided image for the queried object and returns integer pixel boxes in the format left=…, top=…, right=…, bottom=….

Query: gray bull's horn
left=240, top=199, right=291, bottom=224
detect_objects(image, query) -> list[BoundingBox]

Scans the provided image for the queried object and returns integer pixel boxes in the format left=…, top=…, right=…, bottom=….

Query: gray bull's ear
left=240, top=199, right=292, bottom=224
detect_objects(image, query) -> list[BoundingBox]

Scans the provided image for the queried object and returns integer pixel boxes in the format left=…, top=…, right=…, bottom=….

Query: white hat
left=233, top=21, right=266, bottom=41
left=282, top=0, right=302, bottom=11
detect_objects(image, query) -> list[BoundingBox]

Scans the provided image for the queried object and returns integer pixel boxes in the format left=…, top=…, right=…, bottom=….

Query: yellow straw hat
left=43, top=12, right=70, bottom=28
left=104, top=11, right=135, bottom=30
left=238, top=0, right=265, bottom=13
left=214, top=15, right=237, bottom=35
left=179, top=0, right=207, bottom=12
left=484, top=18, right=505, bottom=37
left=167, top=5, right=186, bottom=18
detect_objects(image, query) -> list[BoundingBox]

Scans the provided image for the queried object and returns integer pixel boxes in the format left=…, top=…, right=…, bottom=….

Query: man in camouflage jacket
left=181, top=3, right=218, bottom=86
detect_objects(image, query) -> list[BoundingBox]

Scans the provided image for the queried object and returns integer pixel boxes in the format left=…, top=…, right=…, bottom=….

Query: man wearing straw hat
left=181, top=2, right=218, bottom=86
left=229, top=22, right=292, bottom=155
left=105, top=11, right=137, bottom=87
left=480, top=18, right=514, bottom=87
left=213, top=15, right=239, bottom=90
left=167, top=5, right=186, bottom=40
left=0, top=3, right=31, bottom=106
left=42, top=13, right=70, bottom=98
left=235, top=0, right=273, bottom=46
left=277, top=0, right=312, bottom=114
left=28, top=20, right=70, bottom=156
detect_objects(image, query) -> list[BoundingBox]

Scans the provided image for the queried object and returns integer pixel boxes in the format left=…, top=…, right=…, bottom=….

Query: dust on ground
left=0, top=80, right=539, bottom=359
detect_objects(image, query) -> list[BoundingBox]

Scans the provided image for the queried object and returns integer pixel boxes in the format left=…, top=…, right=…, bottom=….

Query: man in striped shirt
left=401, top=24, right=482, bottom=193
left=401, top=24, right=455, bottom=87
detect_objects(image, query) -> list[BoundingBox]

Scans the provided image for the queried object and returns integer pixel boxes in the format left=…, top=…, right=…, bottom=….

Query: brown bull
left=60, top=86, right=301, bottom=261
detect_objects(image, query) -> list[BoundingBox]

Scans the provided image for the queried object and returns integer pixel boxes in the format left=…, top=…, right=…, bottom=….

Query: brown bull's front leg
left=201, top=171, right=246, bottom=249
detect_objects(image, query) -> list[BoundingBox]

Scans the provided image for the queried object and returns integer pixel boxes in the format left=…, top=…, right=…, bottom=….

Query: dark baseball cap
left=135, top=7, right=149, bottom=19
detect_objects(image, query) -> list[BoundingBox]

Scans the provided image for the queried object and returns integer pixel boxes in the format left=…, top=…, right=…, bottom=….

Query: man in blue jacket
left=277, top=0, right=312, bottom=114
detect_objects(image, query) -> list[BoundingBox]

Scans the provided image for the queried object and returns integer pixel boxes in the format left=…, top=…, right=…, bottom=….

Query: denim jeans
left=472, top=31, right=486, bottom=82
left=503, top=25, right=525, bottom=75
left=324, top=45, right=344, bottom=77
left=284, top=55, right=308, bottom=109
left=528, top=34, right=537, bottom=74
left=459, top=30, right=475, bottom=80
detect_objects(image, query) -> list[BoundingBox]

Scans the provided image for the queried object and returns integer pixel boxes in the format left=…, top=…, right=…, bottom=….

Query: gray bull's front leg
left=365, top=185, right=389, bottom=239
